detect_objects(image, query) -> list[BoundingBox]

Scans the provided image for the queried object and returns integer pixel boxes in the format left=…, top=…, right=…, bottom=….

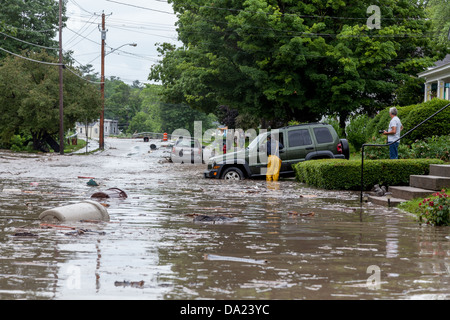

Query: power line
left=0, top=31, right=60, bottom=51
left=69, top=0, right=98, bottom=15
left=105, top=0, right=176, bottom=15
left=0, top=46, right=63, bottom=66
left=0, top=45, right=104, bottom=84
left=106, top=0, right=429, bottom=22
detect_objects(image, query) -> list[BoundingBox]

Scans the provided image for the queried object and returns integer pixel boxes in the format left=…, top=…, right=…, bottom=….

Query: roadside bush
left=294, top=159, right=444, bottom=191
left=417, top=190, right=450, bottom=226
left=345, top=114, right=370, bottom=151
left=365, top=99, right=450, bottom=145
left=10, top=135, right=26, bottom=152
left=409, top=135, right=450, bottom=162
left=364, top=135, right=450, bottom=162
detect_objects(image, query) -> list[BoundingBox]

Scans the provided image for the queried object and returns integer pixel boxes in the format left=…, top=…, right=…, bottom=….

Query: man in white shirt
left=383, top=107, right=403, bottom=159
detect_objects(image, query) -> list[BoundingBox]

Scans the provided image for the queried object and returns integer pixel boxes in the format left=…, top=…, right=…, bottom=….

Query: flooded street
left=1, top=138, right=449, bottom=300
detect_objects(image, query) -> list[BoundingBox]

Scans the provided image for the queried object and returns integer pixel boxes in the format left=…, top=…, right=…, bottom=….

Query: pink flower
left=429, top=201, right=434, bottom=207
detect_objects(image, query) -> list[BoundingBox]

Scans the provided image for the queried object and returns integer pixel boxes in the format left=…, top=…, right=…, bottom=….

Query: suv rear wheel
left=222, top=167, right=245, bottom=181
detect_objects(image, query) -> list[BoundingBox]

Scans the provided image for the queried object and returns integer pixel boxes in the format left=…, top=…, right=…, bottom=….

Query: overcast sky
left=64, top=0, right=180, bottom=85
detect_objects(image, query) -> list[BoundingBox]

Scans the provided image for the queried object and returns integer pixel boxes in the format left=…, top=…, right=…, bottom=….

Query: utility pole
left=58, top=0, right=64, bottom=155
left=99, top=12, right=107, bottom=150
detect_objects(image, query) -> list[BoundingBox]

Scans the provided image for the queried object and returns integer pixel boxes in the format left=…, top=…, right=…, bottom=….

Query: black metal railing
left=360, top=102, right=450, bottom=203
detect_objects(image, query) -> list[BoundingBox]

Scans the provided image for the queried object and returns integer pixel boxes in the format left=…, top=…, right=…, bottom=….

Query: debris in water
left=64, top=229, right=106, bottom=236
left=87, top=179, right=99, bottom=186
left=13, top=232, right=38, bottom=238
left=191, top=214, right=237, bottom=223
left=114, top=280, right=145, bottom=288
left=91, top=188, right=127, bottom=199
left=299, top=195, right=318, bottom=198
left=288, top=211, right=315, bottom=217
left=204, top=254, right=268, bottom=265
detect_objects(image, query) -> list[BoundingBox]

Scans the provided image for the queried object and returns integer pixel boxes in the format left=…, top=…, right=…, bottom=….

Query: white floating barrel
left=39, top=200, right=110, bottom=222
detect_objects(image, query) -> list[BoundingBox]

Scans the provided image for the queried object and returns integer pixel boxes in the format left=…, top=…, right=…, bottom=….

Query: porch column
left=424, top=82, right=431, bottom=102
left=437, top=80, right=444, bottom=99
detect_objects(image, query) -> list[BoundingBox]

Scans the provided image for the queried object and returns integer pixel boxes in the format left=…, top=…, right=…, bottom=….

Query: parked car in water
left=170, top=137, right=204, bottom=164
left=204, top=123, right=350, bottom=180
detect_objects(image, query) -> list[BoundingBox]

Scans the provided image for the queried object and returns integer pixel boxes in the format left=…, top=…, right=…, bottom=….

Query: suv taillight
left=337, top=142, right=343, bottom=154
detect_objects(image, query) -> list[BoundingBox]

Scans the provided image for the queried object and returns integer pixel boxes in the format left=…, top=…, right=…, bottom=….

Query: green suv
left=204, top=123, right=349, bottom=180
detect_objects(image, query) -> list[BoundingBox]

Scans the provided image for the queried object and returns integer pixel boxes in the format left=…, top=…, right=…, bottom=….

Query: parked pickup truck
left=204, top=123, right=349, bottom=180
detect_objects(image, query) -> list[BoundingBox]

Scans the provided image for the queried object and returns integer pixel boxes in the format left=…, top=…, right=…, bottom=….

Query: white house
left=418, top=54, right=450, bottom=102
left=76, top=119, right=119, bottom=139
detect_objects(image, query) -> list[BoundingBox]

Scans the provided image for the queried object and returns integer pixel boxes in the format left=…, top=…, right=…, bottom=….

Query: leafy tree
left=150, top=0, right=447, bottom=129
left=0, top=0, right=63, bottom=58
left=0, top=51, right=101, bottom=151
left=217, top=105, right=239, bottom=128
left=104, top=77, right=143, bottom=132
left=426, top=0, right=450, bottom=49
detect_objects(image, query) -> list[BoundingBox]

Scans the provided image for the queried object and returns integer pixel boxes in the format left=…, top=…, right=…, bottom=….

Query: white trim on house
left=418, top=55, right=450, bottom=102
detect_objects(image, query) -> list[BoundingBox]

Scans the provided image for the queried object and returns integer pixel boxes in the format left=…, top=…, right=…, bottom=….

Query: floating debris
left=204, top=254, right=268, bottom=265
left=13, top=232, right=38, bottom=238
left=87, top=179, right=99, bottom=186
left=91, top=188, right=127, bottom=199
left=64, top=229, right=106, bottom=236
left=288, top=211, right=316, bottom=217
left=114, top=280, right=145, bottom=288
left=191, top=214, right=237, bottom=223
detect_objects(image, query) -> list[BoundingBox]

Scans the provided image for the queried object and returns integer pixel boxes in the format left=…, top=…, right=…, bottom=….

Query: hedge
left=294, top=159, right=445, bottom=191
left=366, top=99, right=450, bottom=145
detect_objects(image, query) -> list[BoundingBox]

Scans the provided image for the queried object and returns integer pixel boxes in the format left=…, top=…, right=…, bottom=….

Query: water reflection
left=0, top=139, right=450, bottom=300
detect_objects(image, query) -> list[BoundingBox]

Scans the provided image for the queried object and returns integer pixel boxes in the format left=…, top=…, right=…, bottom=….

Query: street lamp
left=99, top=41, right=137, bottom=150
left=106, top=43, right=137, bottom=57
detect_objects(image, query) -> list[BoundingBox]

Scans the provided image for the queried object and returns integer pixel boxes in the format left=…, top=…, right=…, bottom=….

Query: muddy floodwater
left=1, top=138, right=449, bottom=300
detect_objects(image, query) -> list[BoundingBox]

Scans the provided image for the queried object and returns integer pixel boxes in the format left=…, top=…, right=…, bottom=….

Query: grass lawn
left=64, top=139, right=87, bottom=153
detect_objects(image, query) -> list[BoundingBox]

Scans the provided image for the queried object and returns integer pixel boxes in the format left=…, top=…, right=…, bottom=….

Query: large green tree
left=426, top=0, right=450, bottom=49
left=0, top=51, right=101, bottom=151
left=0, top=0, right=63, bottom=58
left=150, top=0, right=447, bottom=129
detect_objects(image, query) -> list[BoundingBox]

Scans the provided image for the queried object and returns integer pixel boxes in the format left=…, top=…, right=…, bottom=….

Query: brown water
left=0, top=138, right=449, bottom=300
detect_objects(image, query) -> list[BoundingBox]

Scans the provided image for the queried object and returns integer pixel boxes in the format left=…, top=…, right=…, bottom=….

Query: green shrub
left=403, top=100, right=450, bottom=144
left=409, top=135, right=450, bottom=162
left=363, top=134, right=450, bottom=162
left=294, top=159, right=444, bottom=190
left=417, top=190, right=450, bottom=226
left=346, top=114, right=370, bottom=151
left=365, top=99, right=450, bottom=145
left=10, top=135, right=26, bottom=152
left=363, top=135, right=412, bottom=160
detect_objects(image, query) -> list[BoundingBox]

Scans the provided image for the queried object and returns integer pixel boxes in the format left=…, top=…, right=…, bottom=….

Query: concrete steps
left=369, top=164, right=450, bottom=207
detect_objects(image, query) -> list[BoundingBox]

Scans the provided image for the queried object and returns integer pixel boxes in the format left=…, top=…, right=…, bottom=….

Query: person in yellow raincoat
left=266, top=134, right=284, bottom=181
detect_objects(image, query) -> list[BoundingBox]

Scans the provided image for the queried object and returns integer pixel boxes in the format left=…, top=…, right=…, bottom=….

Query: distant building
left=418, top=54, right=450, bottom=102
left=75, top=119, right=119, bottom=139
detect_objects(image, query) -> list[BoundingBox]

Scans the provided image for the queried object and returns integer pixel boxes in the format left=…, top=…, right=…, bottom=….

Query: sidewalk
left=73, top=138, right=100, bottom=154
